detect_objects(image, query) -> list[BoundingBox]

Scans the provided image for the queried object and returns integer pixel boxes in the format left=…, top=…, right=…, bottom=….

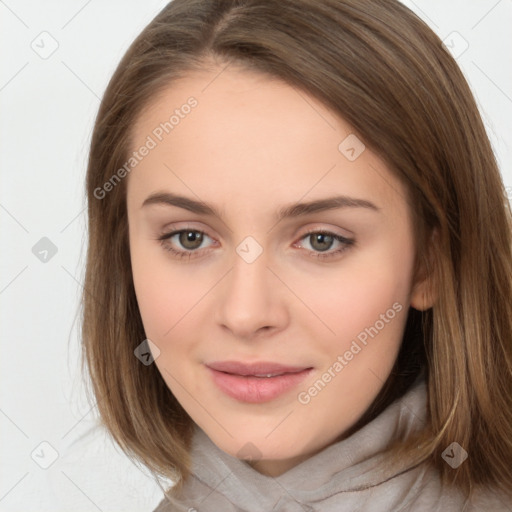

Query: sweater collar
left=183, top=377, right=427, bottom=511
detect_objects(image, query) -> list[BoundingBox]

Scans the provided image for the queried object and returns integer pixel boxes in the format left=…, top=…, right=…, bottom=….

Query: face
left=126, top=65, right=431, bottom=477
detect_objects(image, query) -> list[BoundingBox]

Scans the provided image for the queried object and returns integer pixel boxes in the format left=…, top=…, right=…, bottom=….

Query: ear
left=410, top=228, right=438, bottom=311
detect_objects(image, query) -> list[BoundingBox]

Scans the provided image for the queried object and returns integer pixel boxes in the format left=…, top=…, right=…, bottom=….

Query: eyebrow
left=142, top=192, right=380, bottom=220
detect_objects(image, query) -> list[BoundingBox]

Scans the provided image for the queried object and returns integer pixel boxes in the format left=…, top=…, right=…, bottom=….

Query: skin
left=126, top=64, right=435, bottom=477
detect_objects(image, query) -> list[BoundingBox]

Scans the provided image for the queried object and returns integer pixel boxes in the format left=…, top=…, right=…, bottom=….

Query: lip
left=206, top=361, right=313, bottom=403
left=206, top=360, right=310, bottom=376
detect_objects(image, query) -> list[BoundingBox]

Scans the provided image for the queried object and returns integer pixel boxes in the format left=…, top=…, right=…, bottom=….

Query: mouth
left=206, top=361, right=313, bottom=403
left=206, top=360, right=311, bottom=376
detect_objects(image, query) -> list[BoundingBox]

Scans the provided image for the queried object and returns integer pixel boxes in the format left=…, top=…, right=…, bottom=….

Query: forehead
left=131, top=66, right=344, bottom=157
left=127, top=67, right=410, bottom=218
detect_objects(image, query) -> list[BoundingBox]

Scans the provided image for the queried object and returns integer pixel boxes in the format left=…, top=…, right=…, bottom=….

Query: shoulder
left=402, top=463, right=512, bottom=512
left=152, top=496, right=178, bottom=512
left=152, top=497, right=169, bottom=511
left=465, top=487, right=512, bottom=511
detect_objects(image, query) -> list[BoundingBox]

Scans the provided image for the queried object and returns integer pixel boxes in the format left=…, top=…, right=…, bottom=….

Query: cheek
left=129, top=238, right=222, bottom=354
left=130, top=239, right=190, bottom=341
left=298, top=251, right=413, bottom=338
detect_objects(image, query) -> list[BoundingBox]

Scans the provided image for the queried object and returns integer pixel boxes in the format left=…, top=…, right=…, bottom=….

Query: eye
left=158, top=229, right=215, bottom=260
left=295, top=230, right=355, bottom=260
left=157, top=228, right=355, bottom=261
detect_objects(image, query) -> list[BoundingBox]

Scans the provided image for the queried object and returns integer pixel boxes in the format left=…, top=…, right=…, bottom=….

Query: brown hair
left=81, top=0, right=512, bottom=500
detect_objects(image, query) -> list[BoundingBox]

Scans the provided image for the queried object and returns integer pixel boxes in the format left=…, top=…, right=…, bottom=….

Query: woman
left=82, top=0, right=512, bottom=510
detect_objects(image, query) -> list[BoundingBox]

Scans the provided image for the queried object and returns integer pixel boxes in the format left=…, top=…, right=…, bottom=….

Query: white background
left=1, top=1, right=511, bottom=510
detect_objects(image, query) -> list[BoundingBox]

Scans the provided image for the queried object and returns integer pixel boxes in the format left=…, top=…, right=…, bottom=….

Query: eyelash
left=157, top=228, right=355, bottom=261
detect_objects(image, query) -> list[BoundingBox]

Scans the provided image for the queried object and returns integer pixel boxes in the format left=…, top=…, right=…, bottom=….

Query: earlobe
left=410, top=278, right=436, bottom=311
left=410, top=228, right=438, bottom=311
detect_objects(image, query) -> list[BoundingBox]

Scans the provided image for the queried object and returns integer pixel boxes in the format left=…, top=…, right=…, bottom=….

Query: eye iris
left=310, top=233, right=333, bottom=252
left=179, top=231, right=203, bottom=250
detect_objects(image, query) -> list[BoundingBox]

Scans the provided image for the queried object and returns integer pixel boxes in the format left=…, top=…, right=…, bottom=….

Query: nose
left=214, top=245, right=289, bottom=341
